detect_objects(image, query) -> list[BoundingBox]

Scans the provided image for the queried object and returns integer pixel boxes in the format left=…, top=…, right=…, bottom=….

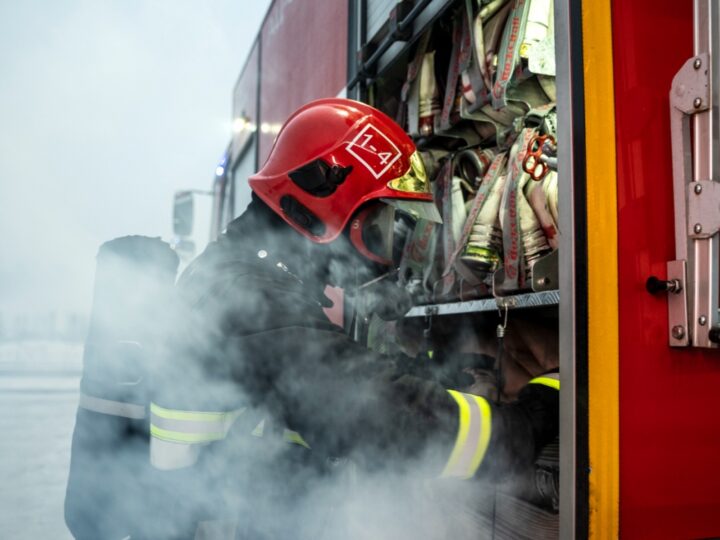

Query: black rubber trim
left=255, top=35, right=262, bottom=174
left=569, top=0, right=589, bottom=536
left=347, top=0, right=361, bottom=100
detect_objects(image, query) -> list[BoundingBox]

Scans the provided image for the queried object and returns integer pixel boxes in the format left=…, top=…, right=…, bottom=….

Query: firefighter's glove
left=359, top=277, right=414, bottom=321
left=430, top=352, right=494, bottom=390
left=436, top=369, right=475, bottom=390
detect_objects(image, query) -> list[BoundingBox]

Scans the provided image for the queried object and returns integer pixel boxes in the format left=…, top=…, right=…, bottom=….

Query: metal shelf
left=404, top=290, right=560, bottom=317
left=350, top=0, right=457, bottom=90
left=374, top=0, right=456, bottom=77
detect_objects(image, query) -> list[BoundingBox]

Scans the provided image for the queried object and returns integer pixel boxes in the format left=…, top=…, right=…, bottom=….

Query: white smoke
left=0, top=2, right=271, bottom=538
left=0, top=3, right=559, bottom=538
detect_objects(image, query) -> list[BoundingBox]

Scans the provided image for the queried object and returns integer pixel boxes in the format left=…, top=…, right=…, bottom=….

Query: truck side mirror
left=173, top=191, right=194, bottom=237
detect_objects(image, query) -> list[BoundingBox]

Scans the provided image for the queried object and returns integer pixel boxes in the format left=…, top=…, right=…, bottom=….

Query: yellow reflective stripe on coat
left=151, top=402, right=242, bottom=423
left=150, top=425, right=228, bottom=444
left=441, top=390, right=492, bottom=479
left=149, top=402, right=245, bottom=444
left=284, top=429, right=311, bottom=449
left=528, top=373, right=560, bottom=391
left=251, top=421, right=310, bottom=448
left=251, top=419, right=266, bottom=437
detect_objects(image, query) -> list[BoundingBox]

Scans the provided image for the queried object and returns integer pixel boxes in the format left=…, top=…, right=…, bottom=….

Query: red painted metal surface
left=613, top=1, right=720, bottom=537
left=258, top=0, right=348, bottom=166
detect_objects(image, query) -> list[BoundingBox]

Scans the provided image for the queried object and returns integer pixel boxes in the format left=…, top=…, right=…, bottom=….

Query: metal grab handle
left=645, top=276, right=683, bottom=295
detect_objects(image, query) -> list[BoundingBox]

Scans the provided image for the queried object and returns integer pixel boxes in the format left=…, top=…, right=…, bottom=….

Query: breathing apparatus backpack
left=65, top=236, right=178, bottom=540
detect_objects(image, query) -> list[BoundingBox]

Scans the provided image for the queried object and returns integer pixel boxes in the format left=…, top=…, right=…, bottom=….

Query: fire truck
left=171, top=0, right=720, bottom=538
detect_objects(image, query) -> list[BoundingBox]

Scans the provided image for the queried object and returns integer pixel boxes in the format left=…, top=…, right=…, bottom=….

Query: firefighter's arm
left=384, top=367, right=559, bottom=480
left=446, top=316, right=559, bottom=400
left=438, top=374, right=559, bottom=480
left=260, top=327, right=560, bottom=480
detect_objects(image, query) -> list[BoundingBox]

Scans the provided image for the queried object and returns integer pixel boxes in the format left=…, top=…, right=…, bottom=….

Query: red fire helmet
left=249, top=98, right=441, bottom=245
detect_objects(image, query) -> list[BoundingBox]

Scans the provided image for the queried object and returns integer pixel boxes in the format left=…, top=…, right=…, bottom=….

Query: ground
left=0, top=341, right=81, bottom=539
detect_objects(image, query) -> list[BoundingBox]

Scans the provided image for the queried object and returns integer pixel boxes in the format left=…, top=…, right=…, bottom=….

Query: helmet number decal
left=346, top=124, right=402, bottom=179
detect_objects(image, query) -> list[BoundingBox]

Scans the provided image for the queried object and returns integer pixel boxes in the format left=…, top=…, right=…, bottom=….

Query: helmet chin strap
left=324, top=231, right=387, bottom=291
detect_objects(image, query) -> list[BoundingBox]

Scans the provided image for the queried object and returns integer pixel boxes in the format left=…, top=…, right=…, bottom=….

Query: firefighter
left=149, top=98, right=559, bottom=538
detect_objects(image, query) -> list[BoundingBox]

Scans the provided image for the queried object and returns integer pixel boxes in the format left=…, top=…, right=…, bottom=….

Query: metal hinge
left=668, top=48, right=720, bottom=348
left=687, top=180, right=720, bottom=238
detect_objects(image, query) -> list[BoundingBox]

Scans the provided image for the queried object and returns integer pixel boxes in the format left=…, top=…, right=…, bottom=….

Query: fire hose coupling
left=463, top=223, right=503, bottom=273
left=645, top=275, right=683, bottom=295
left=522, top=228, right=551, bottom=271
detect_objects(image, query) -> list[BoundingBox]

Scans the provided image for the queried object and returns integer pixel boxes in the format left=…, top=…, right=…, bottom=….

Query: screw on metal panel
left=694, top=183, right=703, bottom=194
left=668, top=279, right=683, bottom=294
left=699, top=315, right=708, bottom=326
left=694, top=223, right=703, bottom=234
left=694, top=57, right=702, bottom=69
left=694, top=97, right=703, bottom=108
left=672, top=325, right=686, bottom=340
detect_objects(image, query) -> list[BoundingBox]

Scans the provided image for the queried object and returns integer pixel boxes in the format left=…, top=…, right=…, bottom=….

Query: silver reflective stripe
left=150, top=403, right=245, bottom=444
left=194, top=519, right=238, bottom=540
left=150, top=437, right=200, bottom=471
left=78, top=393, right=145, bottom=420
left=152, top=415, right=235, bottom=435
left=441, top=390, right=492, bottom=479
left=150, top=404, right=241, bottom=470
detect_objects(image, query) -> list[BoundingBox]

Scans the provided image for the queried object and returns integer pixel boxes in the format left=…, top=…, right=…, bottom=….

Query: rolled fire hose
left=461, top=173, right=507, bottom=274
left=525, top=171, right=559, bottom=250
left=418, top=51, right=440, bottom=137
left=517, top=171, right=553, bottom=274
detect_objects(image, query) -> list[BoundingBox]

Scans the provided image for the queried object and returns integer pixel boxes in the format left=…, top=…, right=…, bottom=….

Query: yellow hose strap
left=528, top=373, right=560, bottom=391
left=149, top=402, right=245, bottom=444
left=441, top=390, right=492, bottom=479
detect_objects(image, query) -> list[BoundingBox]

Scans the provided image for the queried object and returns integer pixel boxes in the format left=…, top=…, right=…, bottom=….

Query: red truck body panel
left=258, top=0, right=348, bottom=166
left=613, top=1, right=720, bottom=537
left=231, top=41, right=260, bottom=163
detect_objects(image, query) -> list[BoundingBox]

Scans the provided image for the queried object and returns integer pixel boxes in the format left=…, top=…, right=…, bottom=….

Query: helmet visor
left=384, top=150, right=442, bottom=223
left=381, top=198, right=443, bottom=224
left=387, top=151, right=431, bottom=195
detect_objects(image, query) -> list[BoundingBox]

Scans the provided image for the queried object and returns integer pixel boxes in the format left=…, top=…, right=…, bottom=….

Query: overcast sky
left=0, top=0, right=271, bottom=314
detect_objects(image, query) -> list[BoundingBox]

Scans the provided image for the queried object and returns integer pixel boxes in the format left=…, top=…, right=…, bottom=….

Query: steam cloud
left=64, top=223, right=510, bottom=540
